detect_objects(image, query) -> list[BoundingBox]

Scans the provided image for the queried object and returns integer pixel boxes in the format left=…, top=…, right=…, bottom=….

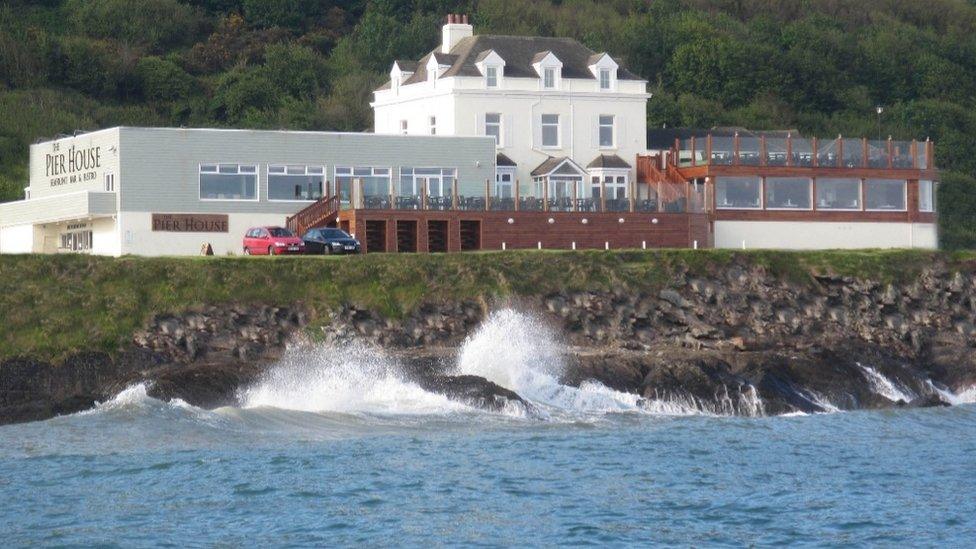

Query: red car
left=243, top=226, right=305, bottom=255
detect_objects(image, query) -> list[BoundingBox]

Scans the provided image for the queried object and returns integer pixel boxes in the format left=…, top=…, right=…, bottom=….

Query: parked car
left=243, top=226, right=305, bottom=255
left=302, top=227, right=361, bottom=255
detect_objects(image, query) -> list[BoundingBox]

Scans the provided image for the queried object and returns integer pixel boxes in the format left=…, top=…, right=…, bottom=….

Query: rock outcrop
left=2, top=256, right=974, bottom=423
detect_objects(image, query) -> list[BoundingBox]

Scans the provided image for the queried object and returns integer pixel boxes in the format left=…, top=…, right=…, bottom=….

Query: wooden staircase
left=286, top=195, right=340, bottom=237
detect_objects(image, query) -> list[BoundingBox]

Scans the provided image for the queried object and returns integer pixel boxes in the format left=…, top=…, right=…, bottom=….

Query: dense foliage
left=1, top=0, right=974, bottom=247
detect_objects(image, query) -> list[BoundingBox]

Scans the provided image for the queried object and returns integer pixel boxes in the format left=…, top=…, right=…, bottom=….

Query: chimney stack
left=442, top=13, right=473, bottom=54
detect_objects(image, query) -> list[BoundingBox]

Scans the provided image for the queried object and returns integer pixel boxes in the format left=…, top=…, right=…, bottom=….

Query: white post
left=605, top=241, right=609, bottom=250
left=693, top=240, right=698, bottom=250
left=572, top=242, right=576, bottom=250
left=538, top=241, right=542, bottom=250
left=741, top=240, right=746, bottom=250
left=642, top=241, right=646, bottom=250
left=502, top=242, right=507, bottom=251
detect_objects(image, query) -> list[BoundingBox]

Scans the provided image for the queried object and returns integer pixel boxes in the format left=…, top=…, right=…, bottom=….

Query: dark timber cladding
left=338, top=210, right=708, bottom=253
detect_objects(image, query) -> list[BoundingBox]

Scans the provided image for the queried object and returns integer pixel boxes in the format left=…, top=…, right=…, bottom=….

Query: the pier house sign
left=152, top=214, right=229, bottom=233
left=46, top=142, right=101, bottom=187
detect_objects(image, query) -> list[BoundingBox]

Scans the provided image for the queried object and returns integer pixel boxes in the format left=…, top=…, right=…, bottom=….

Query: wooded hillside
left=2, top=0, right=974, bottom=247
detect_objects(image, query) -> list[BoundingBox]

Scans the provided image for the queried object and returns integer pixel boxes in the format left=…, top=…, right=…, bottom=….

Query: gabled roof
left=384, top=34, right=643, bottom=90
left=531, top=51, right=554, bottom=64
left=496, top=153, right=517, bottom=167
left=586, top=154, right=631, bottom=169
left=393, top=60, right=418, bottom=72
left=530, top=156, right=587, bottom=177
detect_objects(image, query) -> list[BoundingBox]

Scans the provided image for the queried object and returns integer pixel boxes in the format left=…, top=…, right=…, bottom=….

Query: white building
left=372, top=14, right=650, bottom=203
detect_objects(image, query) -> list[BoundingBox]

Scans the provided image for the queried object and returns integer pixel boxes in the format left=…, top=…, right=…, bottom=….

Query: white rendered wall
left=714, top=221, right=939, bottom=250
left=0, top=224, right=36, bottom=254
left=374, top=74, right=649, bottom=194
left=119, top=212, right=292, bottom=256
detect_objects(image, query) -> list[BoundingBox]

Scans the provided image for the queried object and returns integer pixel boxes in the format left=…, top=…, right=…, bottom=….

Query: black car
left=302, top=227, right=361, bottom=254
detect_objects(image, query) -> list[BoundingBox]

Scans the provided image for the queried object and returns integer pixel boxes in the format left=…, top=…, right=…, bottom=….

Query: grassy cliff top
left=1, top=249, right=973, bottom=361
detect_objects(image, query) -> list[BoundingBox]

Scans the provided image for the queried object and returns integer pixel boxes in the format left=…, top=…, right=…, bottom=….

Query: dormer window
left=486, top=66, right=498, bottom=88
left=532, top=51, right=562, bottom=91
left=476, top=50, right=506, bottom=89
left=588, top=53, right=619, bottom=92
left=544, top=68, right=555, bottom=89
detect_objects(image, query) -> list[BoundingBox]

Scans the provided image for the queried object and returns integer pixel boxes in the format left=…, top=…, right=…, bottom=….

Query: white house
left=372, top=14, right=650, bottom=203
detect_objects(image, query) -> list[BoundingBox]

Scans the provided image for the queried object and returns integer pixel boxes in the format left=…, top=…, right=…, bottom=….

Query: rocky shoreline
left=2, top=256, right=975, bottom=424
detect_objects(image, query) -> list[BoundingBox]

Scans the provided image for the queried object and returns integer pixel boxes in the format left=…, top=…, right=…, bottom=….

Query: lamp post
left=875, top=106, right=884, bottom=142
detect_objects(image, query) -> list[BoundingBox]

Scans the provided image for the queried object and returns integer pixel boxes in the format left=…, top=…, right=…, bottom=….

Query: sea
left=2, top=310, right=974, bottom=547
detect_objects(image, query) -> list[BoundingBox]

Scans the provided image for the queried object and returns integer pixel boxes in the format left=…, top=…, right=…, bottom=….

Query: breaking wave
left=71, top=310, right=976, bottom=428
left=240, top=343, right=467, bottom=416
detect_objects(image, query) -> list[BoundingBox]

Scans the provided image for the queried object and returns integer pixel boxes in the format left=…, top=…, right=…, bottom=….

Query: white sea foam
left=241, top=342, right=467, bottom=415
left=925, top=380, right=976, bottom=406
left=455, top=309, right=646, bottom=416
left=86, top=383, right=195, bottom=413
left=858, top=363, right=916, bottom=403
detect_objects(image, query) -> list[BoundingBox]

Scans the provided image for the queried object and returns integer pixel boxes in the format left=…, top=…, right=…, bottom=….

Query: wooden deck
left=337, top=209, right=710, bottom=253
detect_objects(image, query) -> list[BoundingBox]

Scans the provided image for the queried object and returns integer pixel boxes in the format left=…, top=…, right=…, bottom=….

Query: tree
left=136, top=57, right=195, bottom=102
left=263, top=43, right=327, bottom=99
left=64, top=0, right=206, bottom=52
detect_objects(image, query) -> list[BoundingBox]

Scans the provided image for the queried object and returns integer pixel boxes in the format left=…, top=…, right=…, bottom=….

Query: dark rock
left=417, top=375, right=529, bottom=413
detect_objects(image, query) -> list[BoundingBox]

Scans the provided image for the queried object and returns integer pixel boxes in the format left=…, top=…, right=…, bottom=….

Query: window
left=542, top=114, right=559, bottom=148
left=104, top=173, right=115, bottom=192
left=590, top=173, right=628, bottom=200
left=199, top=164, right=257, bottom=200
left=399, top=167, right=457, bottom=197
left=485, top=113, right=501, bottom=146
left=598, top=115, right=614, bottom=148
left=600, top=68, right=611, bottom=90
left=59, top=230, right=92, bottom=252
left=865, top=179, right=906, bottom=211
left=765, top=177, right=811, bottom=209
left=495, top=169, right=514, bottom=199
left=335, top=167, right=391, bottom=202
left=919, top=180, right=935, bottom=212
left=716, top=176, right=762, bottom=209
left=429, top=116, right=437, bottom=135
left=486, top=66, right=498, bottom=88
left=544, top=68, right=555, bottom=89
left=400, top=120, right=408, bottom=135
left=816, top=178, right=861, bottom=210
left=268, top=165, right=324, bottom=201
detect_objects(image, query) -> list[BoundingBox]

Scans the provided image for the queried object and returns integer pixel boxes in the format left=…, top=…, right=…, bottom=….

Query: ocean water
left=2, top=310, right=975, bottom=547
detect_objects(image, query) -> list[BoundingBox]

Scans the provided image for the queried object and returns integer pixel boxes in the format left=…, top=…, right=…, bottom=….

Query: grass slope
left=0, top=249, right=972, bottom=361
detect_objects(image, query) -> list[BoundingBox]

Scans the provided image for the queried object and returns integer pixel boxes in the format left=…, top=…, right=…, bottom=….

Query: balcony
left=674, top=135, right=934, bottom=171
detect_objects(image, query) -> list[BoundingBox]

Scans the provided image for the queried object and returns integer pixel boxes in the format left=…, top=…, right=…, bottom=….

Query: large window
left=919, top=180, right=935, bottom=212
left=716, top=176, right=761, bottom=209
left=542, top=114, right=559, bottom=148
left=598, top=115, right=614, bottom=148
left=599, top=68, right=611, bottom=90
left=765, top=177, right=811, bottom=209
left=486, top=113, right=501, bottom=146
left=865, top=179, right=906, bottom=211
left=200, top=164, right=257, bottom=200
left=335, top=167, right=391, bottom=201
left=543, top=68, right=555, bottom=89
left=816, top=178, right=861, bottom=210
left=399, top=167, right=457, bottom=197
left=590, top=173, right=628, bottom=200
left=486, top=66, right=498, bottom=88
left=268, top=165, right=324, bottom=201
left=59, top=230, right=92, bottom=252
